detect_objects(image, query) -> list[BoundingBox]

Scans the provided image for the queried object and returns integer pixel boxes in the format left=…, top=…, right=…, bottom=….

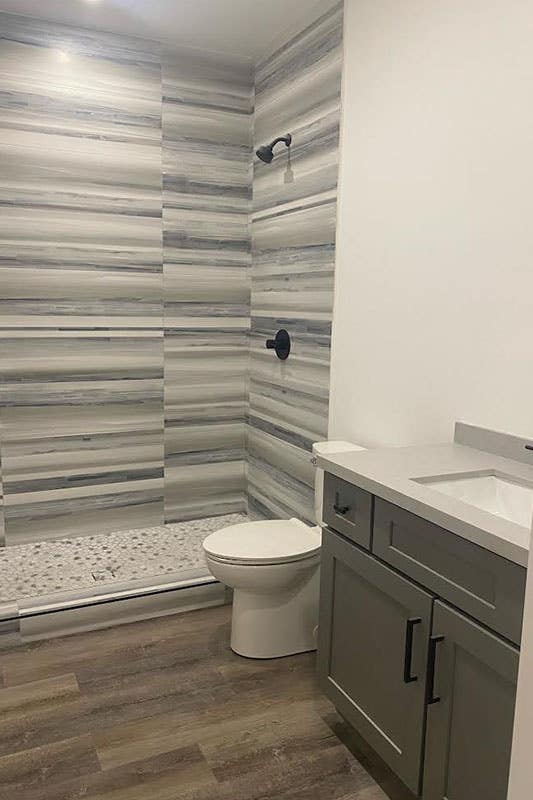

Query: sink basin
left=419, top=473, right=533, bottom=528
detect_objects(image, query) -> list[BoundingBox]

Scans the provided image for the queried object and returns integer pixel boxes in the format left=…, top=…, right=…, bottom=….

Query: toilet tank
left=312, top=441, right=367, bottom=527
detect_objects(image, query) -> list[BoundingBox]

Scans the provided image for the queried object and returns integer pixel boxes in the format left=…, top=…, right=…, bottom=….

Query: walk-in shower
left=0, top=0, right=343, bottom=648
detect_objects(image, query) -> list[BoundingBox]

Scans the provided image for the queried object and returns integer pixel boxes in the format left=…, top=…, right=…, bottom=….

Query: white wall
left=332, top=1, right=533, bottom=793
left=329, top=0, right=533, bottom=448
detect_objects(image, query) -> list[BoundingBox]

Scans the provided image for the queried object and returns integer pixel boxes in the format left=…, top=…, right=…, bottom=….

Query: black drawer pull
left=333, top=492, right=350, bottom=516
left=333, top=503, right=350, bottom=516
left=427, top=635, right=445, bottom=704
left=403, top=617, right=422, bottom=683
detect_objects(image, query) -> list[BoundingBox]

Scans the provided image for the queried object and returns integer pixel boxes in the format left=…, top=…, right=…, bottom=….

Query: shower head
left=256, top=133, right=292, bottom=164
left=256, top=144, right=275, bottom=163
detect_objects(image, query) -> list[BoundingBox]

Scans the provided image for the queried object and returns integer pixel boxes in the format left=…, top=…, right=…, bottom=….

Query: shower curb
left=0, top=571, right=227, bottom=644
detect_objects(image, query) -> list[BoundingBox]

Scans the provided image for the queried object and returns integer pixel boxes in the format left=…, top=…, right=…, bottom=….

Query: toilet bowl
left=203, top=440, right=365, bottom=659
left=204, top=519, right=321, bottom=658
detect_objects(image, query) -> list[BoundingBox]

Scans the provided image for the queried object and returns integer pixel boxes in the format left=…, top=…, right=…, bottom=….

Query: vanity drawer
left=323, top=473, right=373, bottom=549
left=373, top=499, right=526, bottom=644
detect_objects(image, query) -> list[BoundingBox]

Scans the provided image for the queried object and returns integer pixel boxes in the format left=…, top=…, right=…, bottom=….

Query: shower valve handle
left=265, top=329, right=291, bottom=360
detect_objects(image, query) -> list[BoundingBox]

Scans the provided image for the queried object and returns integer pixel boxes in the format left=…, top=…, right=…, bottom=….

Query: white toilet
left=203, top=440, right=364, bottom=658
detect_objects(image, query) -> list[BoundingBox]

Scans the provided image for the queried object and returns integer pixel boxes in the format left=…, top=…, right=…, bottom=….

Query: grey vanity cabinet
left=318, top=528, right=433, bottom=795
left=320, top=474, right=524, bottom=799
left=423, top=601, right=519, bottom=800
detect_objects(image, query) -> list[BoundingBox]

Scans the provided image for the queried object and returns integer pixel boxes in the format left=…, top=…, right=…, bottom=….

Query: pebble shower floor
left=0, top=514, right=247, bottom=604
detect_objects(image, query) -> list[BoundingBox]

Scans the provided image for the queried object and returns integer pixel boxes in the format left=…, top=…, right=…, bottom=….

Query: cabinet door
left=318, top=528, right=433, bottom=795
left=423, top=601, right=519, bottom=800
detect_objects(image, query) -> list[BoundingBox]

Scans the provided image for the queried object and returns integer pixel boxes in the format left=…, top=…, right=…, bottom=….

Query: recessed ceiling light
left=57, top=50, right=70, bottom=62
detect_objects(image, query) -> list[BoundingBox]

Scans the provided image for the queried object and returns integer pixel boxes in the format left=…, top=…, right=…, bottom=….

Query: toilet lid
left=203, top=519, right=321, bottom=565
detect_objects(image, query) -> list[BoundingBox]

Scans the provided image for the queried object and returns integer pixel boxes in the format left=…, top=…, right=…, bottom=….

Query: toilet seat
left=203, top=518, right=321, bottom=566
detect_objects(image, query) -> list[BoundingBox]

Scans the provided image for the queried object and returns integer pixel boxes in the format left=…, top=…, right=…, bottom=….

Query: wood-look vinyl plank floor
left=0, top=605, right=412, bottom=800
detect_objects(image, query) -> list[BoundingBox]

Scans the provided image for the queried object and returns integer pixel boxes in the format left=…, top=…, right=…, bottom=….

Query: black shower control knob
left=265, top=329, right=291, bottom=360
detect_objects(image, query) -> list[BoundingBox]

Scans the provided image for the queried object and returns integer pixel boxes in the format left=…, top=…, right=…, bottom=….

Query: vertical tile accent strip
left=162, top=49, right=253, bottom=521
left=0, top=433, right=5, bottom=547
left=249, top=4, right=344, bottom=522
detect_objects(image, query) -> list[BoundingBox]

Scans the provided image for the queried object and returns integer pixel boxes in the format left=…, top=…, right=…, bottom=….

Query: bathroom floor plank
left=0, top=745, right=216, bottom=800
left=0, top=648, right=239, bottom=757
left=0, top=671, right=80, bottom=716
left=0, top=672, right=84, bottom=758
left=0, top=605, right=411, bottom=800
left=94, top=676, right=321, bottom=771
left=0, top=734, right=101, bottom=797
left=1, top=604, right=232, bottom=687
left=197, top=700, right=374, bottom=790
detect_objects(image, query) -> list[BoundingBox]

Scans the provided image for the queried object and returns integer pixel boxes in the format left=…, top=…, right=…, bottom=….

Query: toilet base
left=230, top=568, right=320, bottom=659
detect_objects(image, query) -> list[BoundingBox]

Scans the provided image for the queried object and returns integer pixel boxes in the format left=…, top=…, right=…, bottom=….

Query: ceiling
left=0, top=0, right=337, bottom=60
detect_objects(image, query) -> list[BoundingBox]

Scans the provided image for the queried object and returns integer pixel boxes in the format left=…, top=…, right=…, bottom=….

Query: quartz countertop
left=317, top=442, right=533, bottom=567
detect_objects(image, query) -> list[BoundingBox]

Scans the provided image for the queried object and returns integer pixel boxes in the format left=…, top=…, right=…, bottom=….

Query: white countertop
left=317, top=442, right=533, bottom=567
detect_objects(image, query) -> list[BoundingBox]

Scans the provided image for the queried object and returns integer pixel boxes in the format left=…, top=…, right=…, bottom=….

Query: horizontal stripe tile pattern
left=0, top=8, right=341, bottom=546
left=0, top=13, right=253, bottom=543
left=0, top=331, right=164, bottom=543
left=0, top=446, right=4, bottom=547
left=248, top=4, right=343, bottom=521
left=0, top=14, right=163, bottom=332
left=162, top=50, right=252, bottom=522
left=0, top=14, right=165, bottom=544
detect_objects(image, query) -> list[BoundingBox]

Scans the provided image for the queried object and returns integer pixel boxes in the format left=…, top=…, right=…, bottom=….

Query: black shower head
left=256, top=144, right=275, bottom=163
left=255, top=133, right=292, bottom=164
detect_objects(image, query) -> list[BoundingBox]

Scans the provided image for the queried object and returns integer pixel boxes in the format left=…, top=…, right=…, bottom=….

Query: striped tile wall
left=0, top=13, right=252, bottom=544
left=0, top=8, right=342, bottom=545
left=0, top=444, right=4, bottom=547
left=248, top=4, right=343, bottom=521
left=0, top=14, right=165, bottom=545
left=162, top=50, right=253, bottom=522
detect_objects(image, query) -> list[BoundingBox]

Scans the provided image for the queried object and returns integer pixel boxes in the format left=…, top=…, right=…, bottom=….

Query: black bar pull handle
left=333, top=491, right=350, bottom=516
left=403, top=617, right=422, bottom=683
left=427, top=635, right=445, bottom=704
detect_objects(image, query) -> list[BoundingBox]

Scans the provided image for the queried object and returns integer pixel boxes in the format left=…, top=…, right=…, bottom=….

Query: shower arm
left=271, top=135, right=292, bottom=149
